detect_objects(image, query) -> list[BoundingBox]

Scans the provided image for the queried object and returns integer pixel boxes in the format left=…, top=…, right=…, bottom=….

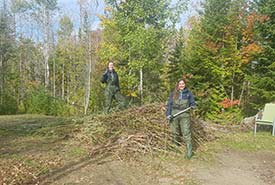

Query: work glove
left=103, top=68, right=109, bottom=75
left=166, top=115, right=173, bottom=122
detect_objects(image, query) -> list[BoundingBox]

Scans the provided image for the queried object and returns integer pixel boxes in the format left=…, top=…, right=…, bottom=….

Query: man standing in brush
left=101, top=61, right=127, bottom=113
left=166, top=78, right=196, bottom=159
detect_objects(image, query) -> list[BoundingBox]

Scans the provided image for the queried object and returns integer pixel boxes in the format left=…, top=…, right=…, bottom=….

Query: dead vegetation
left=1, top=103, right=248, bottom=185
left=77, top=103, right=218, bottom=159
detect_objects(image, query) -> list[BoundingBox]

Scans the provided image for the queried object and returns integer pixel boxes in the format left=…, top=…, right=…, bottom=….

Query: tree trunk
left=53, top=57, right=56, bottom=98
left=43, top=7, right=50, bottom=89
left=231, top=85, right=234, bottom=101
left=231, top=65, right=236, bottom=101
left=0, top=54, right=2, bottom=105
left=84, top=34, right=92, bottom=115
left=18, top=44, right=22, bottom=107
left=139, top=68, right=143, bottom=104
left=239, top=81, right=245, bottom=105
left=62, top=63, right=65, bottom=99
left=67, top=73, right=70, bottom=102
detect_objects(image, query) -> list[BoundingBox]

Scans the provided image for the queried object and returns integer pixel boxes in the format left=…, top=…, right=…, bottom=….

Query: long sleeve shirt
left=166, top=88, right=195, bottom=117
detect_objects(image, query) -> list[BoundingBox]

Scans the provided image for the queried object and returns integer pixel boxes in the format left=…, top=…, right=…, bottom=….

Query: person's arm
left=166, top=92, right=173, bottom=117
left=101, top=69, right=108, bottom=83
left=188, top=91, right=196, bottom=108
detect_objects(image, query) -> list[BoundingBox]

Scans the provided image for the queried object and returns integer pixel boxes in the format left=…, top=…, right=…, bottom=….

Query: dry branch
left=77, top=103, right=218, bottom=159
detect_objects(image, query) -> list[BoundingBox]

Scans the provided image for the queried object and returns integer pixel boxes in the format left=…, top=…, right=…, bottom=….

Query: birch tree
left=14, top=0, right=58, bottom=89
left=77, top=0, right=98, bottom=114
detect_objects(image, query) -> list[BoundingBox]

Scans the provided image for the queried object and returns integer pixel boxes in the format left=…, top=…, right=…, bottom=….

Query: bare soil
left=1, top=114, right=274, bottom=185
left=194, top=149, right=275, bottom=185
left=40, top=149, right=275, bottom=185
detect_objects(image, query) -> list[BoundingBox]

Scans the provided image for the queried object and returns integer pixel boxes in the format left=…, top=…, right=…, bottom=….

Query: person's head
left=177, top=79, right=186, bottom=91
left=108, top=61, right=114, bottom=71
left=173, top=79, right=186, bottom=100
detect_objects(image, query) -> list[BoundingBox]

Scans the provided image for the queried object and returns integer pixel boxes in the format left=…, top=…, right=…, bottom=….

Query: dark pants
left=170, top=110, right=192, bottom=159
left=104, top=85, right=126, bottom=113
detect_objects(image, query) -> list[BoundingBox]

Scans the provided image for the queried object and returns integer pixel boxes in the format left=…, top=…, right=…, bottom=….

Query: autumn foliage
left=219, top=98, right=240, bottom=108
left=241, top=12, right=268, bottom=64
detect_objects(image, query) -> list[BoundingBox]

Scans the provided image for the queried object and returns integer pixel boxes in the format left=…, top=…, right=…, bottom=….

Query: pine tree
left=167, top=32, right=185, bottom=90
left=184, top=0, right=248, bottom=121
left=247, top=0, right=275, bottom=112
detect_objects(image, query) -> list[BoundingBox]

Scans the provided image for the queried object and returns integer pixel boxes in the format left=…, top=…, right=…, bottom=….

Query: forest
left=0, top=0, right=274, bottom=122
left=1, top=0, right=275, bottom=184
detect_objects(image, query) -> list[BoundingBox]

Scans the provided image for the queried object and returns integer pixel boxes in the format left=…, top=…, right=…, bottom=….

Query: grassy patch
left=184, top=178, right=201, bottom=185
left=65, top=146, right=89, bottom=159
left=0, top=115, right=87, bottom=185
left=219, top=132, right=275, bottom=151
left=194, top=131, right=275, bottom=163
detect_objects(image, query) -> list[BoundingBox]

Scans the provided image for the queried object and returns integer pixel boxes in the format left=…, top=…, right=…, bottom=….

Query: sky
left=58, top=0, right=105, bottom=30
left=57, top=0, right=202, bottom=30
left=13, top=0, right=202, bottom=41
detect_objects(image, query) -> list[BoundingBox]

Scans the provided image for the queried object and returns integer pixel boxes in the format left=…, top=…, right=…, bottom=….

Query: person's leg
left=170, top=118, right=181, bottom=146
left=180, top=116, right=192, bottom=159
left=104, top=88, right=113, bottom=113
left=114, top=91, right=127, bottom=110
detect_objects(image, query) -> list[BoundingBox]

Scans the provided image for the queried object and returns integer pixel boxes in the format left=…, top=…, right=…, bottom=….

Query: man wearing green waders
left=101, top=61, right=127, bottom=113
left=166, top=78, right=196, bottom=159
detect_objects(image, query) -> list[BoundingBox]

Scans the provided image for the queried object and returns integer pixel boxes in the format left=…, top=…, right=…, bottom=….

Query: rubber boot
left=185, top=143, right=193, bottom=159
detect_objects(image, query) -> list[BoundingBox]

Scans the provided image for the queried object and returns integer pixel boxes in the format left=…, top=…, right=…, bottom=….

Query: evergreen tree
left=184, top=0, right=247, bottom=121
left=247, top=0, right=275, bottom=112
left=167, top=31, right=185, bottom=91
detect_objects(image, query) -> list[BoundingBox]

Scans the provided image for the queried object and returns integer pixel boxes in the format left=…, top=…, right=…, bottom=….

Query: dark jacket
left=101, top=69, right=120, bottom=91
left=166, top=88, right=195, bottom=117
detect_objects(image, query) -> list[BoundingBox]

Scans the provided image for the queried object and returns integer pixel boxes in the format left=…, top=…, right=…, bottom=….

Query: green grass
left=0, top=115, right=87, bottom=185
left=219, top=132, right=275, bottom=151
left=0, top=114, right=69, bottom=137
left=194, top=131, right=275, bottom=164
left=65, top=146, right=89, bottom=159
left=184, top=179, right=200, bottom=185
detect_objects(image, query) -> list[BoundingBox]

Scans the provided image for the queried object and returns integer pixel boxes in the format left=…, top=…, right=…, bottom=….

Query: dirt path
left=39, top=149, right=275, bottom=185
left=194, top=149, right=275, bottom=185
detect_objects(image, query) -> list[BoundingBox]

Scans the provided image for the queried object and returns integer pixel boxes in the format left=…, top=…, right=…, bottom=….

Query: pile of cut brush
left=77, top=103, right=217, bottom=159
